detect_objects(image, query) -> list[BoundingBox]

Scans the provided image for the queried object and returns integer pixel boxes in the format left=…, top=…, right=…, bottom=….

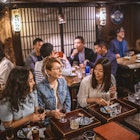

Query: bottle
left=85, top=65, right=90, bottom=76
left=32, top=128, right=40, bottom=140
left=5, top=126, right=14, bottom=140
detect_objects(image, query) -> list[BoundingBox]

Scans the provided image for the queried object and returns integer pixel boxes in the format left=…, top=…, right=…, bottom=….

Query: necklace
left=50, top=81, right=58, bottom=90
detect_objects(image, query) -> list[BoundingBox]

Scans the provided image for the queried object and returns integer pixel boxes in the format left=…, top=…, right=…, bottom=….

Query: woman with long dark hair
left=77, top=58, right=117, bottom=108
left=0, top=66, right=45, bottom=130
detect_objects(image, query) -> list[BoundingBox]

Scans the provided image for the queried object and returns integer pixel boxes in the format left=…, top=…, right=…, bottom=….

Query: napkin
left=26, top=126, right=46, bottom=140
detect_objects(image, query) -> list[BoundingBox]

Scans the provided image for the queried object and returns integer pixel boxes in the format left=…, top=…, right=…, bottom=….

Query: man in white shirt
left=35, top=43, right=71, bottom=84
left=0, top=44, right=14, bottom=86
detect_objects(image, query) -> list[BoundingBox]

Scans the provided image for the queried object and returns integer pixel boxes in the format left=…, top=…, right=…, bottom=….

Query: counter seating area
left=0, top=97, right=139, bottom=140
left=117, top=55, right=140, bottom=92
left=0, top=57, right=140, bottom=139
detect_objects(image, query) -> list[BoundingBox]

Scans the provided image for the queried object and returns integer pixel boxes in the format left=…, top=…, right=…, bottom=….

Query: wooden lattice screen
left=19, top=6, right=96, bottom=61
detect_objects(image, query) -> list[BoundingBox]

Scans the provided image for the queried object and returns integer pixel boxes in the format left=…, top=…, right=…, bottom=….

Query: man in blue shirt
left=109, top=27, right=128, bottom=59
left=94, top=40, right=118, bottom=77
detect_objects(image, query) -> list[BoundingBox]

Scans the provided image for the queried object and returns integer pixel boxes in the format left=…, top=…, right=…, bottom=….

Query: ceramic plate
left=17, top=128, right=30, bottom=138
left=136, top=59, right=140, bottom=63
left=124, top=56, right=131, bottom=60
left=69, top=73, right=77, bottom=77
left=100, top=106, right=111, bottom=114
left=136, top=54, right=140, bottom=57
left=76, top=117, right=93, bottom=126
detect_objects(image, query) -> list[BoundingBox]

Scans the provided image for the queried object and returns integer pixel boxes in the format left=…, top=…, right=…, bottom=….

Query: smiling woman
left=0, top=66, right=44, bottom=130
left=77, top=57, right=117, bottom=108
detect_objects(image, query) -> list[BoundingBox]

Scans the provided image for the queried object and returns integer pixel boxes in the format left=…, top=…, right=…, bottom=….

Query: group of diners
left=0, top=27, right=129, bottom=130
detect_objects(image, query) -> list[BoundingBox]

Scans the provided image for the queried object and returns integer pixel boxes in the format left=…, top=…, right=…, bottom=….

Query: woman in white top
left=77, top=57, right=117, bottom=108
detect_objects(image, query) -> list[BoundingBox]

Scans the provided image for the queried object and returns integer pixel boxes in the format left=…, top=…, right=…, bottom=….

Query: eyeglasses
left=52, top=66, right=63, bottom=71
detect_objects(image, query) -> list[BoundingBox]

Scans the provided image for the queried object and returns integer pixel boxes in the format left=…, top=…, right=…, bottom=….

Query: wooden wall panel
left=99, top=4, right=140, bottom=52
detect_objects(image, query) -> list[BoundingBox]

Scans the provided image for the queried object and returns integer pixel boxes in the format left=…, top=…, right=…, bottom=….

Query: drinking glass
left=128, top=93, right=136, bottom=103
left=37, top=106, right=45, bottom=126
left=76, top=69, right=82, bottom=79
left=38, top=107, right=45, bottom=114
left=59, top=106, right=67, bottom=123
left=83, top=131, right=96, bottom=140
left=5, top=126, right=14, bottom=140
left=72, top=61, right=78, bottom=67
left=32, top=128, right=39, bottom=140
left=134, top=84, right=140, bottom=94
left=69, top=117, right=79, bottom=130
left=105, top=91, right=111, bottom=107
left=115, top=104, right=122, bottom=114
left=110, top=107, right=117, bottom=118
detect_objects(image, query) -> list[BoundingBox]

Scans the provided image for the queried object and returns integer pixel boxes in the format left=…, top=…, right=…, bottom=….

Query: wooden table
left=123, top=96, right=140, bottom=112
left=117, top=55, right=140, bottom=92
left=93, top=121, right=139, bottom=140
left=64, top=66, right=88, bottom=110
left=123, top=113, right=140, bottom=134
left=88, top=99, right=137, bottom=124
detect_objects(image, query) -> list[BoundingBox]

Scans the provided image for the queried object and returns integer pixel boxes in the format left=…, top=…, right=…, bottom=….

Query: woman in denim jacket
left=37, top=57, right=71, bottom=124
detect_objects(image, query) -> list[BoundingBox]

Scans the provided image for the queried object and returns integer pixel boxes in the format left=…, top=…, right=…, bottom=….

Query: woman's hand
left=51, top=109, right=65, bottom=119
left=96, top=98, right=108, bottom=106
left=29, top=113, right=45, bottom=122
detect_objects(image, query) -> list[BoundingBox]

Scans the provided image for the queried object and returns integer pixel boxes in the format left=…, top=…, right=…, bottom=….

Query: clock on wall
left=110, top=10, right=124, bottom=24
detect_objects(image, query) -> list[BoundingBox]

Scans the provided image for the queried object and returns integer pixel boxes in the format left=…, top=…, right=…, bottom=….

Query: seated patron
left=109, top=27, right=128, bottom=59
left=37, top=57, right=71, bottom=125
left=94, top=40, right=118, bottom=77
left=35, top=43, right=71, bottom=84
left=77, top=58, right=117, bottom=108
left=0, top=43, right=14, bottom=86
left=69, top=36, right=98, bottom=67
left=0, top=66, right=45, bottom=130
left=25, top=38, right=43, bottom=75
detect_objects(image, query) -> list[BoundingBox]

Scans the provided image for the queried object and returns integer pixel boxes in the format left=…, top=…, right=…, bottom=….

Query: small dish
left=100, top=103, right=120, bottom=114
left=136, top=59, right=140, bottom=63
left=76, top=116, right=93, bottom=125
left=100, top=106, right=111, bottom=114
left=123, top=56, right=131, bottom=60
left=136, top=54, right=140, bottom=58
left=17, top=128, right=30, bottom=138
left=69, top=73, right=77, bottom=77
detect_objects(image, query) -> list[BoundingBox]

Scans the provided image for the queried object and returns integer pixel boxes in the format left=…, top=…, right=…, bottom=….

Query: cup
left=55, top=52, right=63, bottom=58
left=134, top=93, right=140, bottom=103
left=125, top=52, right=131, bottom=59
left=115, top=104, right=122, bottom=114
left=134, top=84, right=140, bottom=94
left=69, top=117, right=79, bottom=130
left=83, top=131, right=96, bottom=140
left=110, top=107, right=117, bottom=118
left=32, top=128, right=39, bottom=140
left=5, top=126, right=14, bottom=140
left=128, top=93, right=136, bottom=103
left=76, top=69, right=82, bottom=79
left=72, top=61, right=78, bottom=67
